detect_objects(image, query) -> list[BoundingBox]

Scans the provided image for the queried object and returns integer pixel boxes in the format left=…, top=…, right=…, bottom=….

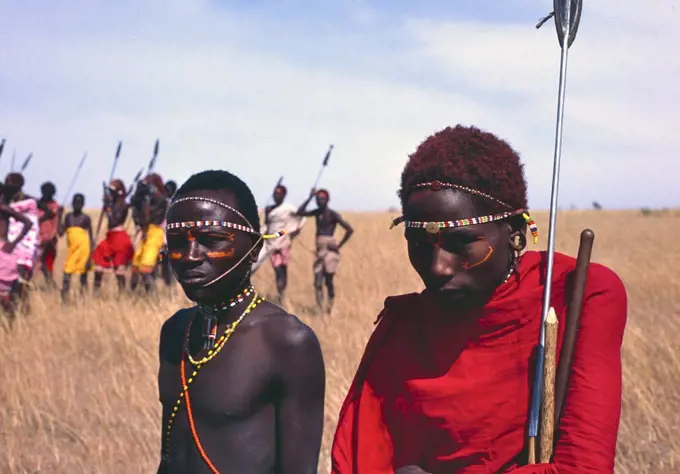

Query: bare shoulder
left=252, top=301, right=322, bottom=359
left=159, top=308, right=193, bottom=356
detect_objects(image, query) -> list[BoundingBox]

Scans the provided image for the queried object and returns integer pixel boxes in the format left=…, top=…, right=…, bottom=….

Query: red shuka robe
left=331, top=250, right=627, bottom=474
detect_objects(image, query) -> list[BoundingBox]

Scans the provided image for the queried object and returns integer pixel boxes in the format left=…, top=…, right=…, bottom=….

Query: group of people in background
left=0, top=166, right=355, bottom=320
left=0, top=171, right=179, bottom=320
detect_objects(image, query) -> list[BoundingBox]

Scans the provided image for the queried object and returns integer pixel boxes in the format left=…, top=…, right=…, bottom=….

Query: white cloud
left=0, top=0, right=677, bottom=211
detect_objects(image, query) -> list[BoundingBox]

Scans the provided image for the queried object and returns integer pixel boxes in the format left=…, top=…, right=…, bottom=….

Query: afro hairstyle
left=175, top=169, right=260, bottom=233
left=398, top=125, right=528, bottom=215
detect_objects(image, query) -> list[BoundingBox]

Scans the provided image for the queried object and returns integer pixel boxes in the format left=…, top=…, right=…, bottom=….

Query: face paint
left=462, top=245, right=494, bottom=270
left=207, top=248, right=235, bottom=259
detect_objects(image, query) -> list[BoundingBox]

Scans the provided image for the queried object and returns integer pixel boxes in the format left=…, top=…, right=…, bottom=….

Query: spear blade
left=0, top=139, right=5, bottom=163
left=148, top=139, right=160, bottom=174
left=21, top=153, right=32, bottom=172
left=323, top=144, right=334, bottom=166
left=554, top=0, right=583, bottom=48
left=109, top=140, right=123, bottom=183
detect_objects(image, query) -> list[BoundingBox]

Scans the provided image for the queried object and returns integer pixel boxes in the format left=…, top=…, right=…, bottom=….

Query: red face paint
left=207, top=248, right=235, bottom=259
left=463, top=245, right=494, bottom=270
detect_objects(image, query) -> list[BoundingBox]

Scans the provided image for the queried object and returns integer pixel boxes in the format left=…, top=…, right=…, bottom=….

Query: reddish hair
left=399, top=125, right=528, bottom=213
left=144, top=173, right=165, bottom=197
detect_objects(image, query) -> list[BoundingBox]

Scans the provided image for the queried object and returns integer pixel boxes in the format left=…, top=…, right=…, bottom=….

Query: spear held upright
left=96, top=141, right=124, bottom=239
left=61, top=152, right=88, bottom=205
left=312, top=144, right=333, bottom=190
left=20, top=153, right=32, bottom=172
left=526, top=0, right=583, bottom=464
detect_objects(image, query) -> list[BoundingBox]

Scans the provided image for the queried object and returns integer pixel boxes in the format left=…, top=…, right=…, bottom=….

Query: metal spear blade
left=554, top=0, right=582, bottom=48
left=323, top=144, right=334, bottom=166
left=21, top=153, right=32, bottom=172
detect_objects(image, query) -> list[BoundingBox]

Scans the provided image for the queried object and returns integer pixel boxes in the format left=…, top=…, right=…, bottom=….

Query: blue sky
left=1, top=0, right=678, bottom=211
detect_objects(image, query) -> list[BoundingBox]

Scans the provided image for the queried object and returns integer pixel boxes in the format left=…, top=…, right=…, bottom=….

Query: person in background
left=3, top=173, right=40, bottom=313
left=252, top=184, right=306, bottom=305
left=0, top=184, right=33, bottom=322
left=297, top=188, right=353, bottom=313
left=129, top=173, right=167, bottom=294
left=37, top=181, right=61, bottom=286
left=157, top=179, right=178, bottom=289
left=92, top=179, right=134, bottom=294
left=58, top=193, right=93, bottom=302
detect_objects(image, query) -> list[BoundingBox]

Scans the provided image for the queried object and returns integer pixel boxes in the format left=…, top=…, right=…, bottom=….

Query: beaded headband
left=166, top=196, right=285, bottom=240
left=391, top=181, right=539, bottom=244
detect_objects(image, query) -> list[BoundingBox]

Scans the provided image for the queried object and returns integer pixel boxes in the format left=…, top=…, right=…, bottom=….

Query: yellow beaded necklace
left=161, top=293, right=264, bottom=465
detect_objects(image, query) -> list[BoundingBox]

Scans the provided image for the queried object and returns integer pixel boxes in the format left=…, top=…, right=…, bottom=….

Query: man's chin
left=426, top=288, right=479, bottom=311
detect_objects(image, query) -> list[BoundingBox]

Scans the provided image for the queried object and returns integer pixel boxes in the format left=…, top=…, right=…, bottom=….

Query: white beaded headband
left=166, top=196, right=285, bottom=240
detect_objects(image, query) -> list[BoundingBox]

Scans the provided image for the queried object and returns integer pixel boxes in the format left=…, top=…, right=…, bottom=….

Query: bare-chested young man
left=58, top=193, right=93, bottom=302
left=158, top=170, right=325, bottom=474
left=92, top=179, right=134, bottom=293
left=0, top=184, right=33, bottom=321
left=297, top=188, right=353, bottom=312
left=130, top=173, right=167, bottom=294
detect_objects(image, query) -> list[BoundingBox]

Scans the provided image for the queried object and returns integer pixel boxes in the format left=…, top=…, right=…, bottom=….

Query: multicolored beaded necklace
left=197, top=285, right=254, bottom=350
left=161, top=293, right=264, bottom=472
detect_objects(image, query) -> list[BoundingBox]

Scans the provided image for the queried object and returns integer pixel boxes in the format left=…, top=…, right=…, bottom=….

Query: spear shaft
left=527, top=0, right=582, bottom=462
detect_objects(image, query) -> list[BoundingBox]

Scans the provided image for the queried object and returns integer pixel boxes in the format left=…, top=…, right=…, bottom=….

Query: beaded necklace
left=197, top=285, right=254, bottom=350
left=161, top=293, right=264, bottom=470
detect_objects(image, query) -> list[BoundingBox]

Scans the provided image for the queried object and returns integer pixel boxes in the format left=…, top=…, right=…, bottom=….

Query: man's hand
left=1, top=242, right=15, bottom=254
left=396, top=466, right=430, bottom=474
left=309, top=188, right=316, bottom=198
left=327, top=242, right=339, bottom=252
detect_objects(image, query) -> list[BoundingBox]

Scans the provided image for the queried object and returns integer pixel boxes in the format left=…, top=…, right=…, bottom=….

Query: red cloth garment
left=331, top=250, right=627, bottom=474
left=41, top=241, right=57, bottom=272
left=92, top=229, right=134, bottom=268
left=38, top=201, right=60, bottom=243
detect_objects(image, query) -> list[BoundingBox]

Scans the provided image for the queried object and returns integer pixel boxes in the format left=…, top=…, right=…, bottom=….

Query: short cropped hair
left=399, top=125, right=528, bottom=214
left=41, top=181, right=56, bottom=196
left=175, top=170, right=260, bottom=233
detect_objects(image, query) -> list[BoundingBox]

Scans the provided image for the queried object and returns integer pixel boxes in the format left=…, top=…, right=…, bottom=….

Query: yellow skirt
left=133, top=224, right=164, bottom=273
left=64, top=227, right=91, bottom=275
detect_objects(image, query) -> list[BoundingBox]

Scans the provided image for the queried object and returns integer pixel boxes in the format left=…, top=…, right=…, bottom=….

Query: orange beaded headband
left=391, top=180, right=539, bottom=244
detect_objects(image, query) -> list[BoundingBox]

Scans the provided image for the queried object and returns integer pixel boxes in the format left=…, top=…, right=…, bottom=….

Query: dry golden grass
left=1, top=209, right=679, bottom=473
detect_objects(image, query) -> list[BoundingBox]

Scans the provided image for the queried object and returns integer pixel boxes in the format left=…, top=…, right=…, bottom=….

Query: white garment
left=252, top=202, right=306, bottom=273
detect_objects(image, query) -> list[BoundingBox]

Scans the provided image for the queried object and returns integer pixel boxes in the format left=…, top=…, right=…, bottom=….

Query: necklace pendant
left=203, top=313, right=218, bottom=350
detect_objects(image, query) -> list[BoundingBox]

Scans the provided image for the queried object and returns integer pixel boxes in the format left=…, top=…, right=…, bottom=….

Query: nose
left=184, top=239, right=203, bottom=263
left=430, top=246, right=458, bottom=279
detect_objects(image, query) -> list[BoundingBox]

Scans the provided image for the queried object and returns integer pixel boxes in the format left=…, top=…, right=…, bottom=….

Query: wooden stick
left=554, top=229, right=595, bottom=432
left=528, top=437, right=536, bottom=464
left=540, top=307, right=559, bottom=462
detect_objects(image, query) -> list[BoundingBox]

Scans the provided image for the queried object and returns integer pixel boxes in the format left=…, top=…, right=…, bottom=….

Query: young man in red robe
left=331, top=125, right=628, bottom=474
